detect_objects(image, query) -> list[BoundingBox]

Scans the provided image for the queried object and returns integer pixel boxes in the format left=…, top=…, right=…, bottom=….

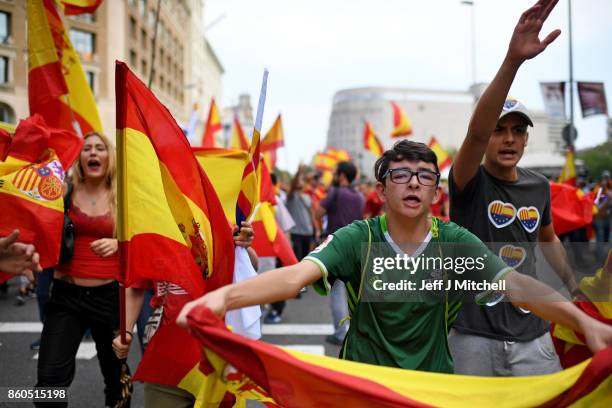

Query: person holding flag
left=35, top=132, right=130, bottom=408
left=179, top=138, right=612, bottom=374
left=448, top=0, right=582, bottom=376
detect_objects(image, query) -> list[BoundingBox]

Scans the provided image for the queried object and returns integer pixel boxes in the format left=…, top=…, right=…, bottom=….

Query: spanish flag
left=229, top=116, right=250, bottom=151
left=201, top=98, right=222, bottom=148
left=558, top=147, right=577, bottom=186
left=60, top=0, right=103, bottom=15
left=390, top=101, right=413, bottom=138
left=363, top=121, right=384, bottom=157
left=313, top=149, right=351, bottom=186
left=187, top=306, right=612, bottom=408
left=262, top=114, right=284, bottom=151
left=195, top=149, right=296, bottom=268
left=0, top=114, right=83, bottom=271
left=27, top=0, right=103, bottom=136
left=552, top=251, right=612, bottom=369
left=427, top=136, right=452, bottom=171
left=115, top=61, right=234, bottom=297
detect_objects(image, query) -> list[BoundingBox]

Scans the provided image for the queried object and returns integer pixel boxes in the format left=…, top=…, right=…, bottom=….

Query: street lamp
left=461, top=0, right=476, bottom=87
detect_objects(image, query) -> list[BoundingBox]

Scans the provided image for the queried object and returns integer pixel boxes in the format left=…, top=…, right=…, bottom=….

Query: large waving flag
left=363, top=121, right=384, bottom=157
left=27, top=0, right=102, bottom=136
left=550, top=182, right=594, bottom=236
left=201, top=98, right=222, bottom=147
left=186, top=306, right=612, bottom=408
left=0, top=114, right=83, bottom=273
left=115, top=61, right=234, bottom=297
left=552, top=251, right=612, bottom=369
left=390, top=101, right=413, bottom=138
left=229, top=116, right=250, bottom=151
left=558, top=147, right=577, bottom=186
left=60, top=0, right=103, bottom=15
left=313, top=148, right=351, bottom=186
left=427, top=136, right=452, bottom=171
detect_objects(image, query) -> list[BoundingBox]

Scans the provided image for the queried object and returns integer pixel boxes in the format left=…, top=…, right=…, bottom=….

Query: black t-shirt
left=448, top=165, right=552, bottom=341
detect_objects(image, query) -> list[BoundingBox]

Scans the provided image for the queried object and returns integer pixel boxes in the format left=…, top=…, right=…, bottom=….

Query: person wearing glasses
left=178, top=139, right=612, bottom=373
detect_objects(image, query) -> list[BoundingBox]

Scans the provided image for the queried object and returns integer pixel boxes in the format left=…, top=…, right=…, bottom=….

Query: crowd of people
left=1, top=0, right=611, bottom=406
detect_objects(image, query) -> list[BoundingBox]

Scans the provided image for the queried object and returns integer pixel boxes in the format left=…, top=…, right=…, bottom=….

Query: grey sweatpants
left=448, top=328, right=561, bottom=376
left=330, top=280, right=349, bottom=341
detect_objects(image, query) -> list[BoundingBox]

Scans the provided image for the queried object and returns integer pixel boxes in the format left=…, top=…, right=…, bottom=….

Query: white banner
left=540, top=82, right=566, bottom=120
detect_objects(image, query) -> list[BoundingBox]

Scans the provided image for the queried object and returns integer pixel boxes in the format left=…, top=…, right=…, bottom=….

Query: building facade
left=0, top=0, right=223, bottom=141
left=326, top=87, right=565, bottom=179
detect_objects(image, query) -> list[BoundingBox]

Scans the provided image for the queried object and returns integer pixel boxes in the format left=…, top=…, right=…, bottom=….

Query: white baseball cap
left=499, top=97, right=534, bottom=127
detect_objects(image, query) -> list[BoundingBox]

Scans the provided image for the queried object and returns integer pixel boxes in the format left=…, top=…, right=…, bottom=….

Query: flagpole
left=254, top=69, right=269, bottom=133
left=115, top=63, right=128, bottom=345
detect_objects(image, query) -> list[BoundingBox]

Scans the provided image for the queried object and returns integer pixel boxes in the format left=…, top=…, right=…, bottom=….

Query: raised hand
left=506, top=0, right=561, bottom=63
left=0, top=230, right=41, bottom=278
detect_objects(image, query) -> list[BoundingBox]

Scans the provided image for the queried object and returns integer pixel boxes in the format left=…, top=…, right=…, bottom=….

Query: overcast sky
left=204, top=0, right=612, bottom=172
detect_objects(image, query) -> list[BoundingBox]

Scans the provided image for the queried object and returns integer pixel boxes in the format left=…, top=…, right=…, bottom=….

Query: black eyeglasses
left=382, top=168, right=440, bottom=186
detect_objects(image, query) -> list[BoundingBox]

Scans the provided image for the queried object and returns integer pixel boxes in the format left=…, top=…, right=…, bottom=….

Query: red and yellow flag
left=235, top=127, right=261, bottom=224
left=363, top=121, right=384, bottom=157
left=201, top=98, right=222, bottom=148
left=391, top=101, right=413, bottom=138
left=550, top=181, right=594, bottom=236
left=187, top=306, right=612, bottom=408
left=115, top=61, right=234, bottom=297
left=229, top=116, right=250, bottom=151
left=0, top=114, right=83, bottom=272
left=195, top=149, right=296, bottom=268
left=261, top=114, right=284, bottom=168
left=427, top=136, right=452, bottom=171
left=27, top=0, right=102, bottom=136
left=261, top=114, right=284, bottom=152
left=552, top=251, right=612, bottom=369
left=313, top=148, right=351, bottom=186
left=60, top=0, right=103, bottom=15
left=558, top=147, right=577, bottom=186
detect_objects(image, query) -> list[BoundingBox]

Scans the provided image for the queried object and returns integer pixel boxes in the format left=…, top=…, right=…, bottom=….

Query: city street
left=0, top=280, right=341, bottom=407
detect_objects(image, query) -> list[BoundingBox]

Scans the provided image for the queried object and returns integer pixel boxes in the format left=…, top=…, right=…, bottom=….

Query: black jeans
left=35, top=279, right=124, bottom=407
left=291, top=233, right=313, bottom=261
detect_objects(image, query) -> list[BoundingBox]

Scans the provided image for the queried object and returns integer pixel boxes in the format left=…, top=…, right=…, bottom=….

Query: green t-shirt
left=305, top=216, right=511, bottom=373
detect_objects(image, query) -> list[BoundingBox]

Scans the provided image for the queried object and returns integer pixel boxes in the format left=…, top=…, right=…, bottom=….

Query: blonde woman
left=36, top=132, right=128, bottom=407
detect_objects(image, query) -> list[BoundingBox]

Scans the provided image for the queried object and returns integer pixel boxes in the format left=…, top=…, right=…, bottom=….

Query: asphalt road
left=0, top=280, right=341, bottom=407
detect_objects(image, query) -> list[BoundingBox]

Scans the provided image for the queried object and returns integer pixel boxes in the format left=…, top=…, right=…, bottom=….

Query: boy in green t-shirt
left=179, top=140, right=612, bottom=373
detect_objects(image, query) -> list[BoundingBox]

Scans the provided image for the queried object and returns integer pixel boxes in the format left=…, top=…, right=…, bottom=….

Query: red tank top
left=57, top=203, right=119, bottom=280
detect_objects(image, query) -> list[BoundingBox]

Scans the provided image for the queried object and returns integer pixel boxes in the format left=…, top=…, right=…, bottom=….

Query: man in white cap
left=448, top=0, right=581, bottom=376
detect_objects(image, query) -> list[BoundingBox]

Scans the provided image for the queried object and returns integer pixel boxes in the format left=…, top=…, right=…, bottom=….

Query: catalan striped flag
left=235, top=70, right=268, bottom=225
left=427, top=136, right=452, bottom=171
left=60, top=0, right=103, bottom=15
left=229, top=116, right=250, bottom=151
left=390, top=101, right=413, bottom=138
left=201, top=98, right=222, bottom=148
left=195, top=148, right=297, bottom=268
left=0, top=114, right=83, bottom=272
left=27, top=0, right=102, bottom=136
left=558, top=147, right=577, bottom=186
left=115, top=61, right=234, bottom=297
left=187, top=306, right=612, bottom=408
left=363, top=121, right=384, bottom=157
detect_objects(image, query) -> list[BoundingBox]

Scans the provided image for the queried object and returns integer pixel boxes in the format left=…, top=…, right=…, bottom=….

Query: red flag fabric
left=186, top=307, right=612, bottom=408
left=550, top=182, right=594, bottom=236
left=0, top=115, right=83, bottom=271
left=115, top=61, right=234, bottom=297
left=60, top=0, right=103, bottom=15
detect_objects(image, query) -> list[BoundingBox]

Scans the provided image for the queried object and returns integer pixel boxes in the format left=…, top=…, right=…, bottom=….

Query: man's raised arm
left=452, top=0, right=561, bottom=190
